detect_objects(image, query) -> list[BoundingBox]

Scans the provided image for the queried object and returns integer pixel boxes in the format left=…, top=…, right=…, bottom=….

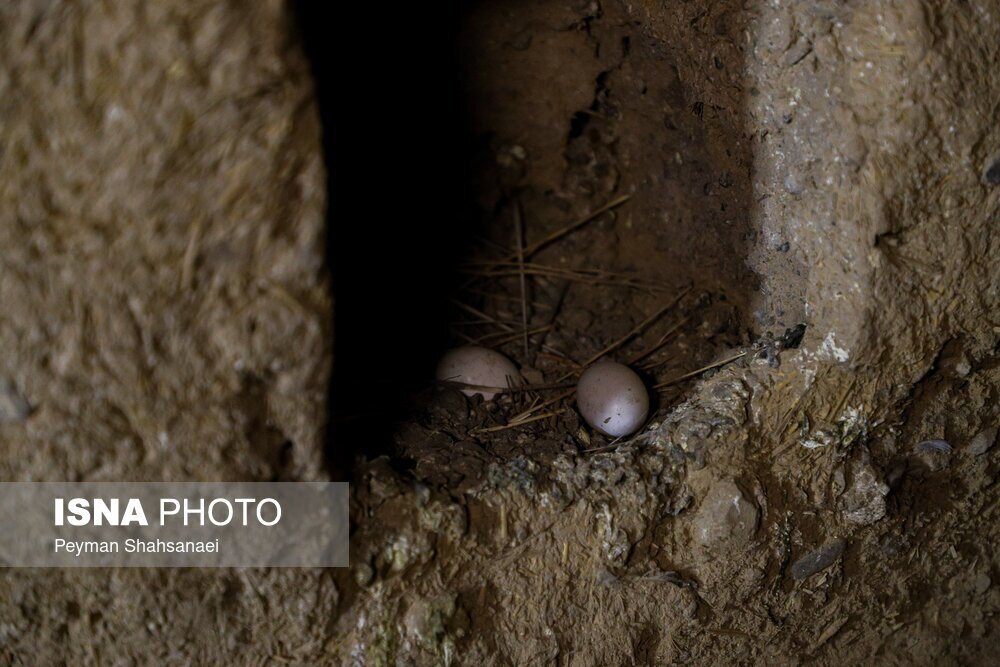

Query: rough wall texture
left=0, top=1, right=333, bottom=664
left=336, top=1, right=1000, bottom=664
left=0, top=0, right=329, bottom=482
left=3, top=0, right=1000, bottom=665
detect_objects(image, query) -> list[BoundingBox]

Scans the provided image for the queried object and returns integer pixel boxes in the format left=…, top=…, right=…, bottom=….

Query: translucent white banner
left=0, top=482, right=349, bottom=567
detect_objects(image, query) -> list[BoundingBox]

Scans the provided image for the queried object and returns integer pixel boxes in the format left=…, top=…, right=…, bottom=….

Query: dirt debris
left=2, top=0, right=1000, bottom=665
left=791, top=539, right=846, bottom=581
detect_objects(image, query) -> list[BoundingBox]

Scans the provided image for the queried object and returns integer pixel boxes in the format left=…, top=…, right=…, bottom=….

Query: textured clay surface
left=3, top=0, right=1000, bottom=665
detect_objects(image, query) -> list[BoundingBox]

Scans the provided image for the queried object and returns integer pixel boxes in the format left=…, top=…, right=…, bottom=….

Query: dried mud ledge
left=1, top=0, right=999, bottom=665
left=333, top=2, right=1000, bottom=664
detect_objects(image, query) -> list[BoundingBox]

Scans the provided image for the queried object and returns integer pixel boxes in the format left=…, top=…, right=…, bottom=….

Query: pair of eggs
left=435, top=346, right=649, bottom=437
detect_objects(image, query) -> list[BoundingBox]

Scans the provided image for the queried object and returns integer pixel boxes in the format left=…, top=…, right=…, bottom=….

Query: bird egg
left=436, top=346, right=521, bottom=400
left=575, top=362, right=649, bottom=437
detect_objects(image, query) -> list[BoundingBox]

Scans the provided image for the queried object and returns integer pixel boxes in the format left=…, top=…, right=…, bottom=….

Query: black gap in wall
left=293, top=1, right=475, bottom=477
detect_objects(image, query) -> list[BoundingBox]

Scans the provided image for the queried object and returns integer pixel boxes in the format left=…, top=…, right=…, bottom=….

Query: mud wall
left=337, top=1, right=1000, bottom=663
left=2, top=0, right=1000, bottom=665
left=0, top=2, right=334, bottom=663
left=0, top=1, right=330, bottom=484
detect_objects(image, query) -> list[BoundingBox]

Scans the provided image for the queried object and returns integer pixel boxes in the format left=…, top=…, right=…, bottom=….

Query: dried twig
left=451, top=300, right=567, bottom=357
left=449, top=329, right=479, bottom=345
left=505, top=194, right=632, bottom=260
left=460, top=262, right=671, bottom=294
left=504, top=389, right=576, bottom=427
left=653, top=351, right=747, bottom=389
left=629, top=317, right=689, bottom=366
left=451, top=301, right=515, bottom=333
left=474, top=325, right=552, bottom=347
left=581, top=287, right=691, bottom=368
left=581, top=436, right=627, bottom=453
left=180, top=216, right=203, bottom=290
left=553, top=287, right=691, bottom=384
left=536, top=350, right=581, bottom=369
left=532, top=280, right=570, bottom=356
left=451, top=317, right=522, bottom=328
left=439, top=380, right=575, bottom=395
left=472, top=409, right=567, bottom=434
left=459, top=288, right=552, bottom=310
left=513, top=202, right=529, bottom=357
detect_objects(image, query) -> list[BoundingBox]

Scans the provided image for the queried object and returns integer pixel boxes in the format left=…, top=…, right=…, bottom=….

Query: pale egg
left=576, top=361, right=649, bottom=437
left=436, top=346, right=522, bottom=400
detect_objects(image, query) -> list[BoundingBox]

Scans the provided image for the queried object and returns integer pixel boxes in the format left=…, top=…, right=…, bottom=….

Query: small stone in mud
left=938, top=353, right=971, bottom=378
left=791, top=539, right=846, bottom=580
left=840, top=460, right=888, bottom=525
left=783, top=172, right=804, bottom=194
left=694, top=479, right=758, bottom=549
left=879, top=532, right=908, bottom=560
left=968, top=428, right=997, bottom=456
left=984, top=158, right=1000, bottom=186
left=680, top=591, right=699, bottom=620
left=354, top=561, right=375, bottom=587
left=916, top=439, right=952, bottom=453
left=427, top=386, right=469, bottom=422
left=0, top=379, right=31, bottom=424
left=916, top=439, right=953, bottom=471
left=402, top=595, right=457, bottom=647
left=595, top=566, right=618, bottom=587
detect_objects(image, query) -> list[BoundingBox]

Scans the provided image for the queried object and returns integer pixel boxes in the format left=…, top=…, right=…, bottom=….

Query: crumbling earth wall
left=0, top=2, right=334, bottom=664
left=338, top=1, right=1000, bottom=663
left=2, top=0, right=1000, bottom=665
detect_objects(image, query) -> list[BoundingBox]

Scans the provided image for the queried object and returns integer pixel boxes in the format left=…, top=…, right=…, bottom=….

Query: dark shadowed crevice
left=293, top=0, right=760, bottom=483
left=292, top=0, right=474, bottom=478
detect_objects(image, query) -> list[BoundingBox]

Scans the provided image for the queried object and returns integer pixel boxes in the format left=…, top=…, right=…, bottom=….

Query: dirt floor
left=2, top=0, right=1000, bottom=665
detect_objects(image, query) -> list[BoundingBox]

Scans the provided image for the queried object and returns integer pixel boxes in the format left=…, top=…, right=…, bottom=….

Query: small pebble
left=681, top=592, right=699, bottom=620
left=969, top=428, right=997, bottom=456
left=879, top=533, right=908, bottom=560
left=0, top=379, right=30, bottom=424
left=783, top=173, right=805, bottom=195
left=984, top=157, right=1000, bottom=186
left=841, top=461, right=888, bottom=525
left=694, top=479, right=759, bottom=549
left=791, top=539, right=845, bottom=580
left=939, top=353, right=971, bottom=378
left=975, top=572, right=992, bottom=595
left=595, top=566, right=618, bottom=587
left=354, top=561, right=374, bottom=587
left=916, top=439, right=952, bottom=472
left=916, top=439, right=952, bottom=453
